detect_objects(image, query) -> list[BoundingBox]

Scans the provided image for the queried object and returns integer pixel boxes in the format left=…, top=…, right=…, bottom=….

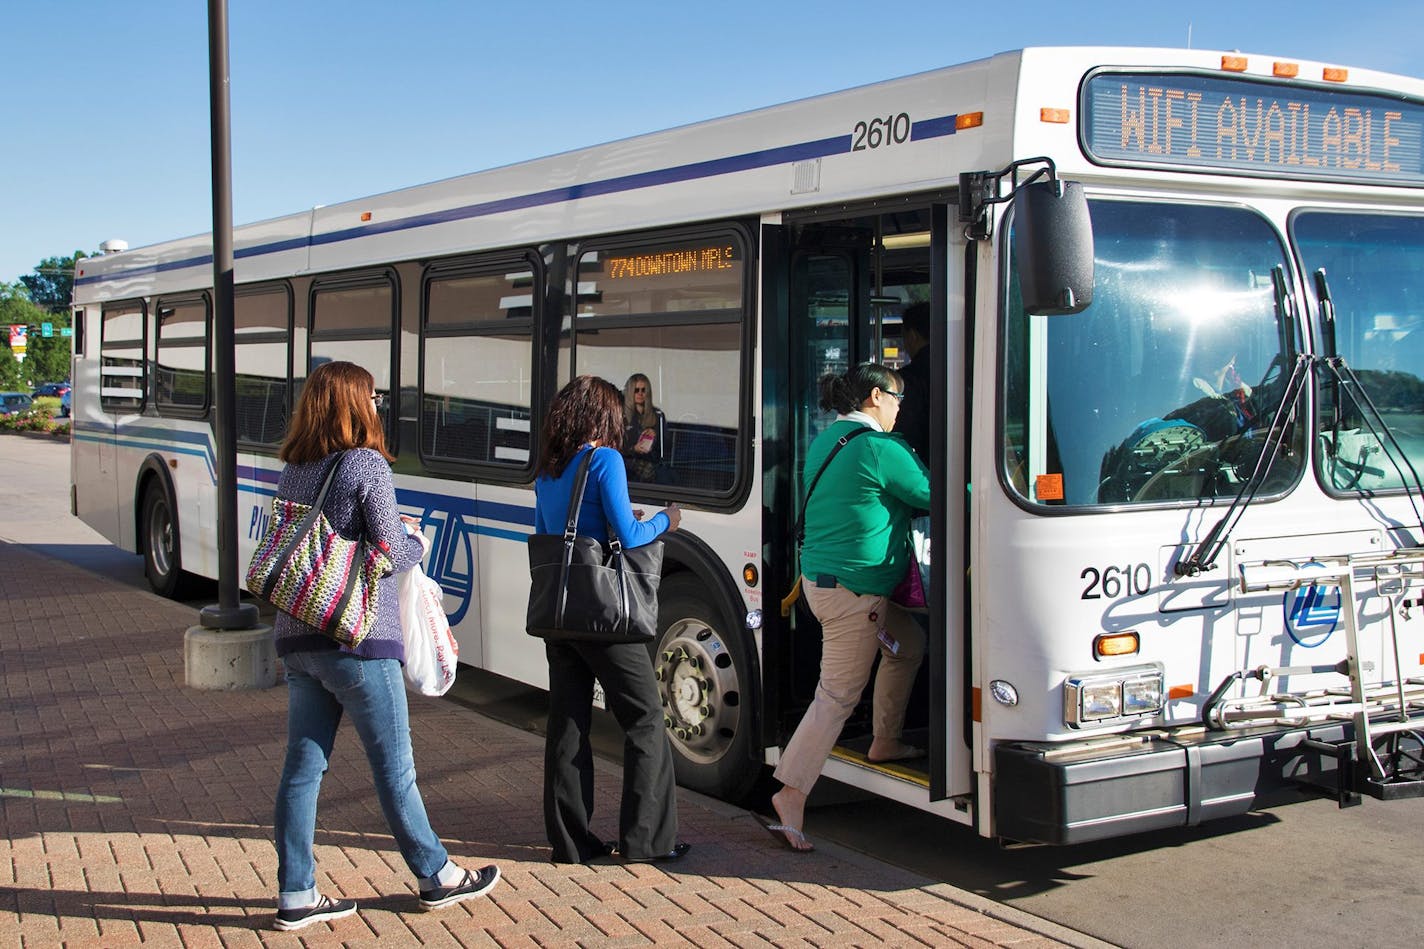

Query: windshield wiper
left=1314, top=268, right=1424, bottom=535
left=1174, top=349, right=1311, bottom=577
left=1176, top=267, right=1304, bottom=577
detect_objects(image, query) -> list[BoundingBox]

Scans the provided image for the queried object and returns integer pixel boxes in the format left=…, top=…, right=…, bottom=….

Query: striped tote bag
left=245, top=452, right=394, bottom=647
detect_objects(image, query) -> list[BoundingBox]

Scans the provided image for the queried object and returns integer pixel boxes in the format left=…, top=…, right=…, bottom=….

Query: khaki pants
left=772, top=578, right=926, bottom=795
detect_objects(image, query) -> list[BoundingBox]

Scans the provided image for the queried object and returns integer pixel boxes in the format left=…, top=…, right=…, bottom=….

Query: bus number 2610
left=1081, top=563, right=1152, bottom=599
left=852, top=112, right=911, bottom=150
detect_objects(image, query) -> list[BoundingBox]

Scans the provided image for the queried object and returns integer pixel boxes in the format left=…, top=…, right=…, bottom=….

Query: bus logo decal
left=1282, top=575, right=1341, bottom=648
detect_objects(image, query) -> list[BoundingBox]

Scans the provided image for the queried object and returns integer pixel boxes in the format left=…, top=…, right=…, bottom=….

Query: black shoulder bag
left=526, top=450, right=664, bottom=643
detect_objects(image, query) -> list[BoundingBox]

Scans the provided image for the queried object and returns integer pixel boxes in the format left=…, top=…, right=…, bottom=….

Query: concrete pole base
left=184, top=624, right=278, bottom=690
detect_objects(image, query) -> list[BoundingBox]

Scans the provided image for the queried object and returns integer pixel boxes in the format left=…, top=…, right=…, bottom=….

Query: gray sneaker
left=419, top=865, right=500, bottom=910
left=274, top=894, right=356, bottom=931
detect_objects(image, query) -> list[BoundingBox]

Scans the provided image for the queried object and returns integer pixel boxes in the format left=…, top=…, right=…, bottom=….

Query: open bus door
left=762, top=203, right=960, bottom=806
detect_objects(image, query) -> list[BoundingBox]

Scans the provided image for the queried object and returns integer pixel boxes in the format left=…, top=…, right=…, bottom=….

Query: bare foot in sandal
left=767, top=786, right=814, bottom=851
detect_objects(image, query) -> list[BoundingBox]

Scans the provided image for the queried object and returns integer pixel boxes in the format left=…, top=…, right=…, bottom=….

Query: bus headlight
left=1122, top=672, right=1164, bottom=716
left=1064, top=663, right=1164, bottom=728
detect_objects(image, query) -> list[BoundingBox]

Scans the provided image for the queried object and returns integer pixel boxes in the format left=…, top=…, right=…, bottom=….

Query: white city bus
left=71, top=46, right=1424, bottom=843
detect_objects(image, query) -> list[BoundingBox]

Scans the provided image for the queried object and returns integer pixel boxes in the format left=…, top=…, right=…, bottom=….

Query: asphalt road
left=5, top=433, right=1422, bottom=948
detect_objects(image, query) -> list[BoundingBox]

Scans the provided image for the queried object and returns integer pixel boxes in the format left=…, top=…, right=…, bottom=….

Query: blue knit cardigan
left=271, top=449, right=424, bottom=661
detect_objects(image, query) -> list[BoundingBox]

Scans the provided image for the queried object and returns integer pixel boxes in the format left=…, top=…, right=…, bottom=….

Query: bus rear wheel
left=141, top=481, right=193, bottom=599
left=652, top=574, right=760, bottom=802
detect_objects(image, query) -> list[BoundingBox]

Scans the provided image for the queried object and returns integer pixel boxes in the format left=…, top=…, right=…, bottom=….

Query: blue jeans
left=275, top=651, right=448, bottom=907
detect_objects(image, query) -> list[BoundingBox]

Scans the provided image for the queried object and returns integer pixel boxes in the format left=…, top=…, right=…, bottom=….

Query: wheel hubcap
left=149, top=499, right=174, bottom=576
left=654, top=617, right=741, bottom=764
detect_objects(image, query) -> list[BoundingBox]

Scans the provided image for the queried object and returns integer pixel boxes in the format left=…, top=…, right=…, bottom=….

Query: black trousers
left=544, top=639, right=678, bottom=863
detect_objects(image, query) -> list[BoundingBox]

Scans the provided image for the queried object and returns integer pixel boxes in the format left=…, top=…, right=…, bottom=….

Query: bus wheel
left=141, top=481, right=190, bottom=599
left=652, top=574, right=760, bottom=802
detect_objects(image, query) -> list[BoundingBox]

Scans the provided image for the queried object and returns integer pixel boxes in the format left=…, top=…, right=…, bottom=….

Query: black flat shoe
left=623, top=841, right=691, bottom=863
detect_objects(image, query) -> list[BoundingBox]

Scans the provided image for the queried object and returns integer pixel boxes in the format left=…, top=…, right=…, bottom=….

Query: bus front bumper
left=990, top=720, right=1422, bottom=845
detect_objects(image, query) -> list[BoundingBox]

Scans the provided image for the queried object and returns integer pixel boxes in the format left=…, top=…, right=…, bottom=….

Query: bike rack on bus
left=1208, top=551, right=1424, bottom=805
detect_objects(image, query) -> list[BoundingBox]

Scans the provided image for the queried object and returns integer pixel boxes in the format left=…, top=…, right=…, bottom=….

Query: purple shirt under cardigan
left=271, top=448, right=425, bottom=662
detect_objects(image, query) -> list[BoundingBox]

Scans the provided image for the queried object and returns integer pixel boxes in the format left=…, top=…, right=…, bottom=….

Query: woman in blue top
left=533, top=374, right=687, bottom=864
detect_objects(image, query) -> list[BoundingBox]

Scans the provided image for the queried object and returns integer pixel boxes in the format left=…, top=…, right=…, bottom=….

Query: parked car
left=1, top=392, right=34, bottom=415
left=33, top=381, right=71, bottom=398
left=59, top=390, right=71, bottom=417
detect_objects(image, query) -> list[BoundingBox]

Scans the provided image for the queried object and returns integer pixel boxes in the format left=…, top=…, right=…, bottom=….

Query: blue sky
left=0, top=0, right=1417, bottom=284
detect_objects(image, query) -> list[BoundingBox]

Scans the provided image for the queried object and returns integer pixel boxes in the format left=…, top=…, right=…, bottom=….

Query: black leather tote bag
left=526, top=450, right=663, bottom=643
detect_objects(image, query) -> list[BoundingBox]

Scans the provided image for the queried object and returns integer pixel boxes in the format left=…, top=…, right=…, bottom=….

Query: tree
left=0, top=349, right=21, bottom=390
left=20, top=251, right=90, bottom=314
left=22, top=328, right=71, bottom=384
left=0, top=283, right=68, bottom=384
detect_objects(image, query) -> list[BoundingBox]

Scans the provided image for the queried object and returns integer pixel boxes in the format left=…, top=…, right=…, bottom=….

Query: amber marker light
left=742, top=563, right=759, bottom=586
left=1273, top=62, right=1300, bottom=78
left=955, top=112, right=984, bottom=130
left=360, top=211, right=373, bottom=222
left=1323, top=66, right=1349, bottom=83
left=1221, top=55, right=1248, bottom=72
left=1093, top=631, right=1140, bottom=659
left=1168, top=684, right=1195, bottom=700
left=1040, top=108, right=1070, bottom=124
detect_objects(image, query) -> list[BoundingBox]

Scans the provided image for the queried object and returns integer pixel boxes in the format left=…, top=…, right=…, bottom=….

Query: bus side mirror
left=1013, top=180, right=1094, bottom=315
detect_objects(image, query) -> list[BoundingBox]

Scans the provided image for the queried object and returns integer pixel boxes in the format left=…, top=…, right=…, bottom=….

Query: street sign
left=41, top=323, right=53, bottom=338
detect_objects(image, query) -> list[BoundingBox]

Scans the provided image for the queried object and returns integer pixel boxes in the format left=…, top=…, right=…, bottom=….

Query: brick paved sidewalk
left=0, top=542, right=1084, bottom=947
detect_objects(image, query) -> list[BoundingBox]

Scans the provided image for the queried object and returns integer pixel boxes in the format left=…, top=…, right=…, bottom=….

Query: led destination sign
left=1082, top=71, right=1424, bottom=185
left=604, top=244, right=738, bottom=280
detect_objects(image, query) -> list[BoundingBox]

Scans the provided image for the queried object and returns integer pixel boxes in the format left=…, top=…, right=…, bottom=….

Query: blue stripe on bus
left=911, top=115, right=958, bottom=140
left=310, top=134, right=853, bottom=247
left=72, top=424, right=218, bottom=481
left=397, top=487, right=536, bottom=529
left=238, top=483, right=533, bottom=540
left=236, top=471, right=534, bottom=528
left=77, top=424, right=539, bottom=537
left=75, top=115, right=959, bottom=287
left=239, top=464, right=280, bottom=484
left=71, top=434, right=214, bottom=481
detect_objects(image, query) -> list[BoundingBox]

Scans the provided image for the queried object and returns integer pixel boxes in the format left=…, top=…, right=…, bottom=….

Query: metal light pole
left=199, top=0, right=258, bottom=632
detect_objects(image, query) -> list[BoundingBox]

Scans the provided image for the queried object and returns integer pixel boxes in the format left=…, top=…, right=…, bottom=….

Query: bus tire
left=140, top=481, right=192, bottom=599
left=651, top=573, right=760, bottom=802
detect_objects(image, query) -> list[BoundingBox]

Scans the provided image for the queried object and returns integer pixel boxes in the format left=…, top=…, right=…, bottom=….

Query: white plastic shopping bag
left=398, top=564, right=459, bottom=696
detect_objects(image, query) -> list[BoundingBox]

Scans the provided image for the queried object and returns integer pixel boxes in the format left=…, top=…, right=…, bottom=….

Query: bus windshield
left=1003, top=200, right=1304, bottom=507
left=1293, top=211, right=1424, bottom=494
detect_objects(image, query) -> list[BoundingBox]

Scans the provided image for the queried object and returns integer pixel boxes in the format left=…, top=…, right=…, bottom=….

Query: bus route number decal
left=1081, top=563, right=1152, bottom=599
left=852, top=112, right=911, bottom=151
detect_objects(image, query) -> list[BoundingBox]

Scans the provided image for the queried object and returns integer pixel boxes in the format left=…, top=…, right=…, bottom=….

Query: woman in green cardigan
left=766, top=363, right=930, bottom=852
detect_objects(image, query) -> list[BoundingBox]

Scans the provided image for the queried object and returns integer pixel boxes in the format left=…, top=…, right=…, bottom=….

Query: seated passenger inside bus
left=623, top=373, right=672, bottom=484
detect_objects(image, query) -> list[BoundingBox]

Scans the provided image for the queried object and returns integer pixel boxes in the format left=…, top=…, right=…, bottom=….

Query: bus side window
left=100, top=301, right=147, bottom=414
left=421, top=256, right=538, bottom=470
left=310, top=274, right=397, bottom=447
left=235, top=284, right=292, bottom=447
left=569, top=231, right=748, bottom=496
